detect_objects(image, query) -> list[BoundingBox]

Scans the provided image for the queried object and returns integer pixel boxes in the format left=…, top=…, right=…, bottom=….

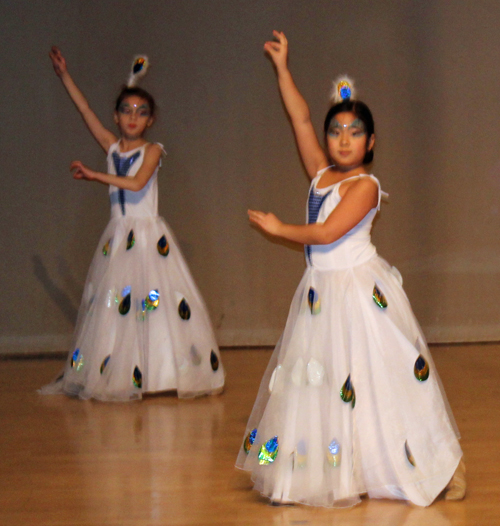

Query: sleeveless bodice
left=107, top=141, right=161, bottom=218
left=305, top=170, right=382, bottom=270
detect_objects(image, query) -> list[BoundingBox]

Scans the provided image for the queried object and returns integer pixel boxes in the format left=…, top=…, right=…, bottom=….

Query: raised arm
left=70, top=143, right=163, bottom=191
left=264, top=31, right=328, bottom=179
left=248, top=177, right=378, bottom=245
left=49, top=46, right=117, bottom=153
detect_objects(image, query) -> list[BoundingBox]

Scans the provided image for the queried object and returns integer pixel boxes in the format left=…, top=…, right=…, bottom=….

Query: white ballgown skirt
left=236, top=255, right=461, bottom=507
left=40, top=215, right=224, bottom=401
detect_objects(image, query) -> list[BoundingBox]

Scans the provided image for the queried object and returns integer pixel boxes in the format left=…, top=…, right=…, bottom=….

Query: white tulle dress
left=236, top=169, right=462, bottom=507
left=41, top=141, right=224, bottom=401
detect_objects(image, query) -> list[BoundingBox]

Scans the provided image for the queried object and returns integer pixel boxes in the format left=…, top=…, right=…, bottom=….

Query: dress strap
left=154, top=142, right=167, bottom=167
left=309, top=165, right=335, bottom=192
left=155, top=142, right=167, bottom=156
left=364, top=175, right=388, bottom=211
left=316, top=165, right=334, bottom=177
left=336, top=174, right=369, bottom=185
left=338, top=174, right=387, bottom=211
left=107, top=141, right=120, bottom=155
left=108, top=140, right=164, bottom=157
left=313, top=169, right=388, bottom=211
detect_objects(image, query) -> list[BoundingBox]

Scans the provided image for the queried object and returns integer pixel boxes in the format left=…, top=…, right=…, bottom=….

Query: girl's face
left=326, top=112, right=374, bottom=170
left=114, top=95, right=154, bottom=140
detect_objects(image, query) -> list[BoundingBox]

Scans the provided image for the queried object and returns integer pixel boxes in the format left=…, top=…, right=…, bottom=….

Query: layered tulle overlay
left=41, top=142, right=224, bottom=401
left=236, top=172, right=461, bottom=507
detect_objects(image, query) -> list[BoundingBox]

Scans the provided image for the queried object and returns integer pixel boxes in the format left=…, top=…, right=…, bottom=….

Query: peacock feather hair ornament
left=330, top=75, right=356, bottom=104
left=127, top=55, right=150, bottom=87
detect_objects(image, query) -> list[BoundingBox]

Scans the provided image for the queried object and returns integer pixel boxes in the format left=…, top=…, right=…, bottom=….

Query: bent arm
left=265, top=32, right=328, bottom=178
left=249, top=178, right=378, bottom=245
left=71, top=144, right=163, bottom=191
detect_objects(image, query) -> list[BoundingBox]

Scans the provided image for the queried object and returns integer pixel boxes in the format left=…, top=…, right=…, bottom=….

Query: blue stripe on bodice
left=112, top=151, right=141, bottom=215
left=305, top=187, right=332, bottom=263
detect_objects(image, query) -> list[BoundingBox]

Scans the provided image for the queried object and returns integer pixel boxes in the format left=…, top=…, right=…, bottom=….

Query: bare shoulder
left=339, top=176, right=378, bottom=197
left=143, top=142, right=163, bottom=161
left=339, top=177, right=379, bottom=207
left=352, top=176, right=379, bottom=193
left=144, top=142, right=163, bottom=154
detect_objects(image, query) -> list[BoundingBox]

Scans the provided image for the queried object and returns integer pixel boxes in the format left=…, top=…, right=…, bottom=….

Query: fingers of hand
left=264, top=42, right=279, bottom=54
left=70, top=161, right=85, bottom=175
left=248, top=210, right=265, bottom=224
left=272, top=30, right=287, bottom=44
left=49, top=47, right=65, bottom=72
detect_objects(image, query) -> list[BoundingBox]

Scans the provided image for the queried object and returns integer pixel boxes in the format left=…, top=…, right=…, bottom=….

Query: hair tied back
left=330, top=75, right=356, bottom=104
left=127, top=55, right=149, bottom=88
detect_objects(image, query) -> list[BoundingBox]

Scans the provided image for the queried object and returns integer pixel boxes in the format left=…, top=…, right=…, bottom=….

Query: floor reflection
left=0, top=348, right=486, bottom=526
left=269, top=499, right=465, bottom=526
left=36, top=391, right=226, bottom=523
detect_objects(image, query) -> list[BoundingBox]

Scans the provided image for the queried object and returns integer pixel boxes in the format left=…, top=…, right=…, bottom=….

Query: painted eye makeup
left=119, top=103, right=132, bottom=115
left=137, top=104, right=151, bottom=117
left=328, top=118, right=366, bottom=137
left=349, top=118, right=366, bottom=135
left=327, top=121, right=342, bottom=136
left=118, top=102, right=151, bottom=117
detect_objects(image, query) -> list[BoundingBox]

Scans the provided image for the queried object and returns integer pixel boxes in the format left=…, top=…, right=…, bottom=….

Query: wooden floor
left=0, top=345, right=498, bottom=526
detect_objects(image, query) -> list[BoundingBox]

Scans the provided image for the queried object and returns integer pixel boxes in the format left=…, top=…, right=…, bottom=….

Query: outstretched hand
left=70, top=161, right=96, bottom=182
left=263, top=30, right=288, bottom=70
left=248, top=209, right=283, bottom=236
left=49, top=46, right=67, bottom=76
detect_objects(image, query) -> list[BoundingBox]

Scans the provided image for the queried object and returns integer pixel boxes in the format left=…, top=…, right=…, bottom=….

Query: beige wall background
left=2, top=0, right=500, bottom=354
